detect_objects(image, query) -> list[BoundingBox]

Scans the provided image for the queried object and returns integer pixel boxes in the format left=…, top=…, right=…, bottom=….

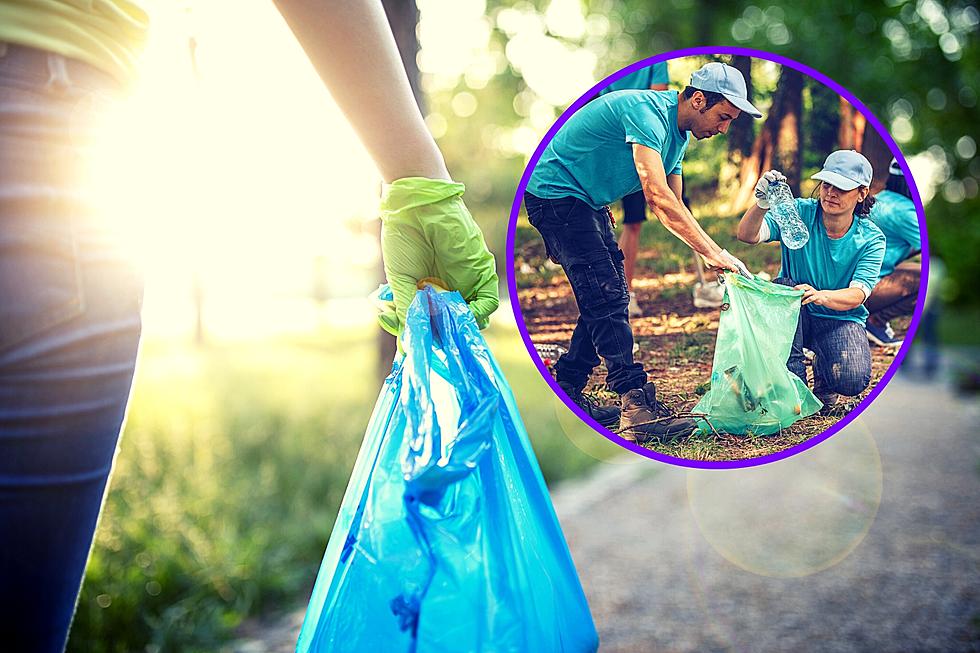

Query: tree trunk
left=837, top=97, right=867, bottom=152
left=731, top=68, right=804, bottom=209
left=376, top=0, right=423, bottom=378
left=860, top=121, right=893, bottom=193
left=774, top=69, right=803, bottom=193
left=805, top=79, right=840, bottom=169
left=382, top=0, right=423, bottom=110
left=720, top=56, right=755, bottom=202
left=727, top=55, right=755, bottom=161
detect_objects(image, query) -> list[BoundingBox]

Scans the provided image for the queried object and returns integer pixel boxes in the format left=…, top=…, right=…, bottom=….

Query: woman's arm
left=738, top=169, right=786, bottom=243
left=272, top=0, right=449, bottom=183
left=795, top=284, right=867, bottom=311
left=737, top=204, right=768, bottom=244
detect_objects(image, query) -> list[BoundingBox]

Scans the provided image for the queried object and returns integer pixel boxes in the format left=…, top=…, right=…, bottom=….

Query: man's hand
left=754, top=169, right=787, bottom=209
left=704, top=249, right=752, bottom=278
left=378, top=178, right=499, bottom=337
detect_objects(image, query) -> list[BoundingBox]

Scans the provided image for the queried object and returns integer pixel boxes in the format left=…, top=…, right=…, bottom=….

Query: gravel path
left=232, top=367, right=979, bottom=652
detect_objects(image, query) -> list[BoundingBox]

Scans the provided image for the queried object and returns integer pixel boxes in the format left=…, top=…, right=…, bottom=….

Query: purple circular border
left=505, top=45, right=930, bottom=470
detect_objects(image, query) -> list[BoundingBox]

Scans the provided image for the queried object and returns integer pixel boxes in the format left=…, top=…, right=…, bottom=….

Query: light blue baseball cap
left=811, top=150, right=874, bottom=191
left=689, top=61, right=762, bottom=118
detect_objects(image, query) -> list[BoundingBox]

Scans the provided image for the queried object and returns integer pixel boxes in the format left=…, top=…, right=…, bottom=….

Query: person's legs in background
left=0, top=44, right=143, bottom=651
left=865, top=260, right=921, bottom=347
left=618, top=190, right=646, bottom=318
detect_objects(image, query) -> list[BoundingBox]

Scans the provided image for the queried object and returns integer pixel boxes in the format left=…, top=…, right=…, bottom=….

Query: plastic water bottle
left=766, top=181, right=809, bottom=249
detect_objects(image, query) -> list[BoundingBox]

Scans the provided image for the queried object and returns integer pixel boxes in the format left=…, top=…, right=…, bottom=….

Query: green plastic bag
left=693, top=273, right=822, bottom=435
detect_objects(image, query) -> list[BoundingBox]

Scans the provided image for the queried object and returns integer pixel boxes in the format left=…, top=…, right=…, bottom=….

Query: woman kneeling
left=737, top=150, right=886, bottom=409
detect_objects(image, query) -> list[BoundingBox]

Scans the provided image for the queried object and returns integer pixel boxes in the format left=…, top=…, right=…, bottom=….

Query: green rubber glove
left=376, top=177, right=499, bottom=336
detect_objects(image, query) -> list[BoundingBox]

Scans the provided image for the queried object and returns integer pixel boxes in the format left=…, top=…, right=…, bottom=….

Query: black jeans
left=775, top=277, right=872, bottom=397
left=524, top=193, right=645, bottom=395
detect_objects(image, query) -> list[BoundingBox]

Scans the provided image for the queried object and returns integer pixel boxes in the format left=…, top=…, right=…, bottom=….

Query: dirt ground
left=515, top=240, right=906, bottom=461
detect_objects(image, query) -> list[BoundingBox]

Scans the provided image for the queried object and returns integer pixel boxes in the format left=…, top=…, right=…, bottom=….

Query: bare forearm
left=737, top=205, right=767, bottom=243
left=273, top=0, right=449, bottom=182
left=800, top=284, right=867, bottom=311
left=824, top=288, right=867, bottom=311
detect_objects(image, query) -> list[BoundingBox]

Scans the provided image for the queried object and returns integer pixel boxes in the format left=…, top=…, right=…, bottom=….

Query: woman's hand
left=794, top=284, right=867, bottom=311
left=379, top=178, right=499, bottom=337
left=795, top=283, right=832, bottom=306
left=754, top=169, right=787, bottom=209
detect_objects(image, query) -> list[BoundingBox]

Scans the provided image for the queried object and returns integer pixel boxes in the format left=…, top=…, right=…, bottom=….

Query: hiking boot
left=558, top=381, right=620, bottom=428
left=619, top=382, right=698, bottom=443
left=628, top=291, right=643, bottom=318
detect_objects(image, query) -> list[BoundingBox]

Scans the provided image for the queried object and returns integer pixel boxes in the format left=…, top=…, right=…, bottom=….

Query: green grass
left=67, top=325, right=605, bottom=652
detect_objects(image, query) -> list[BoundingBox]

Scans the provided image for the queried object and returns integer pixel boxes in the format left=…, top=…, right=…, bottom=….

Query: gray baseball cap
left=811, top=150, right=874, bottom=191
left=689, top=62, right=762, bottom=118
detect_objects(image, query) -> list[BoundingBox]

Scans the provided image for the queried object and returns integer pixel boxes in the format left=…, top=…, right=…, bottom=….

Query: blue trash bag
left=296, top=286, right=599, bottom=653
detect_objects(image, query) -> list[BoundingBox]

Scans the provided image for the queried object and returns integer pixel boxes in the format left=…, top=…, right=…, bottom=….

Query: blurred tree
left=732, top=67, right=804, bottom=206
left=804, top=77, right=840, bottom=170
left=418, top=0, right=978, bottom=306
left=860, top=122, right=894, bottom=192
left=727, top=55, right=755, bottom=162
left=377, top=0, right=421, bottom=375
left=774, top=68, right=804, bottom=193
left=838, top=97, right=867, bottom=152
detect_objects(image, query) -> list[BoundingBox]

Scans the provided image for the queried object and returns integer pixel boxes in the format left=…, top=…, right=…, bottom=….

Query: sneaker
left=693, top=281, right=725, bottom=308
left=628, top=291, right=643, bottom=318
left=558, top=381, right=620, bottom=428
left=866, top=321, right=903, bottom=348
left=619, top=382, right=698, bottom=443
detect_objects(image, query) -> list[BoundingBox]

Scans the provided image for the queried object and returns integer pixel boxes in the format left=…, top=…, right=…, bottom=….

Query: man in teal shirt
left=596, top=62, right=670, bottom=318
left=524, top=61, right=760, bottom=442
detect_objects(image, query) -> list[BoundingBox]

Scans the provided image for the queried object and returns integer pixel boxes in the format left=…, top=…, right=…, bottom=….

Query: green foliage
left=426, top=0, right=978, bottom=305
left=68, top=328, right=599, bottom=651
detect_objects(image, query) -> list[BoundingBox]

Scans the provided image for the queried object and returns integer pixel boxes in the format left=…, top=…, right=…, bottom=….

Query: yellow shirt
left=0, top=0, right=149, bottom=84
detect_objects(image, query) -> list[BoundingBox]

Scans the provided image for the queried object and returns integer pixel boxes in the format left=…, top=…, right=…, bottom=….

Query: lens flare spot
left=686, top=419, right=882, bottom=577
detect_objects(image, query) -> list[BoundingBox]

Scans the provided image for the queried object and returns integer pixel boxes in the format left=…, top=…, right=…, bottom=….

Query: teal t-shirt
left=527, top=90, right=690, bottom=209
left=869, top=190, right=920, bottom=278
left=599, top=62, right=670, bottom=94
left=765, top=198, right=886, bottom=324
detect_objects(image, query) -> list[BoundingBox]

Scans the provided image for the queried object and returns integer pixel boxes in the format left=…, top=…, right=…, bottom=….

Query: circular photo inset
left=507, top=48, right=928, bottom=468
